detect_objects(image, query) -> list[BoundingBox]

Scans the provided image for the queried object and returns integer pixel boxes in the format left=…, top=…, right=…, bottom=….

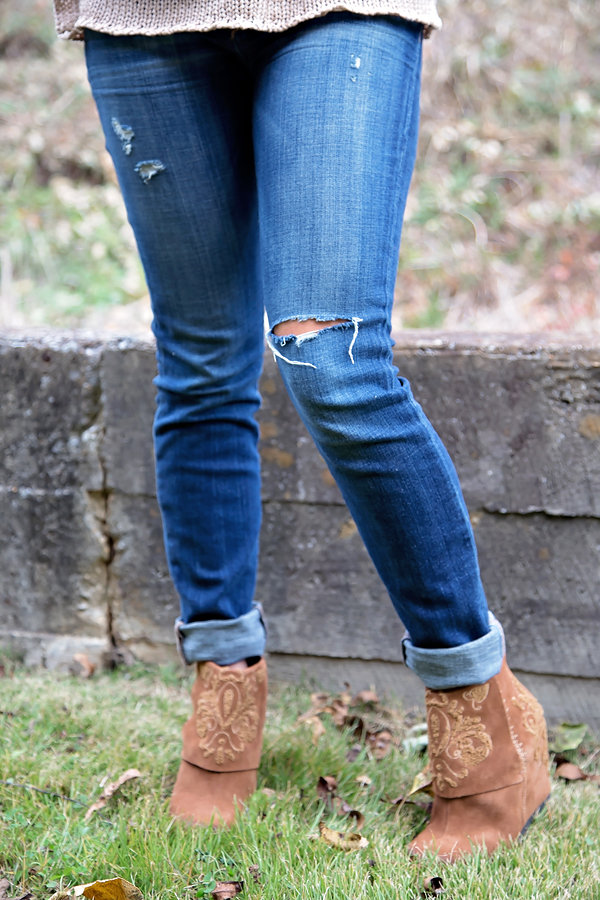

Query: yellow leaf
left=407, top=765, right=434, bottom=798
left=74, top=879, right=144, bottom=900
left=318, top=822, right=368, bottom=850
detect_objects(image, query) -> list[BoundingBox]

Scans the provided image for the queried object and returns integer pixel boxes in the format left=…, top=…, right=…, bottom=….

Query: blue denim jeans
left=85, top=13, right=504, bottom=688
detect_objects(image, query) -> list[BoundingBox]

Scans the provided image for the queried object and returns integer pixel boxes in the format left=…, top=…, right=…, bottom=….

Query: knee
left=267, top=315, right=364, bottom=376
left=266, top=315, right=375, bottom=439
left=272, top=317, right=348, bottom=337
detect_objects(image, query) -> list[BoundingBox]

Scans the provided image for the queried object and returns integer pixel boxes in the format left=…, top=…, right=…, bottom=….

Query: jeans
left=84, top=13, right=504, bottom=688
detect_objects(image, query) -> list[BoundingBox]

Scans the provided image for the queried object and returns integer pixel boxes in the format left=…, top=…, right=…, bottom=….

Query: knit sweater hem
left=54, top=0, right=441, bottom=41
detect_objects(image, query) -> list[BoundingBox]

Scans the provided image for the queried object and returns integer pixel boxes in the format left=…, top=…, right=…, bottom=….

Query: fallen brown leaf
left=211, top=882, right=243, bottom=900
left=344, top=714, right=367, bottom=739
left=73, top=653, right=96, bottom=678
left=310, top=691, right=330, bottom=707
left=74, top=878, right=144, bottom=900
left=351, top=690, right=379, bottom=705
left=297, top=692, right=332, bottom=723
left=317, top=775, right=338, bottom=801
left=259, top=787, right=284, bottom=800
left=329, top=698, right=349, bottom=727
left=0, top=879, right=11, bottom=900
left=316, top=776, right=366, bottom=827
left=389, top=792, right=432, bottom=813
left=366, top=729, right=393, bottom=760
left=318, top=822, right=368, bottom=850
left=247, top=867, right=261, bottom=884
left=344, top=806, right=366, bottom=830
left=555, top=762, right=600, bottom=784
left=84, top=769, right=142, bottom=821
left=346, top=743, right=363, bottom=762
left=422, top=875, right=444, bottom=896
left=556, top=762, right=587, bottom=781
left=302, top=715, right=325, bottom=745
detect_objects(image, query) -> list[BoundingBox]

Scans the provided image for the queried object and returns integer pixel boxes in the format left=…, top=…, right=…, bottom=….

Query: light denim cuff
left=175, top=602, right=266, bottom=665
left=402, top=612, right=505, bottom=689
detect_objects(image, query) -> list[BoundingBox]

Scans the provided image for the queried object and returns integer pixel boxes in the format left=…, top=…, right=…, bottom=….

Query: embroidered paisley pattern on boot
left=427, top=689, right=493, bottom=792
left=408, top=659, right=551, bottom=861
left=195, top=663, right=265, bottom=764
left=170, top=658, right=267, bottom=826
left=509, top=670, right=548, bottom=766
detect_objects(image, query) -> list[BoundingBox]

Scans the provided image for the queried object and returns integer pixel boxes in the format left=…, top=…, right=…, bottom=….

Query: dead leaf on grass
left=0, top=879, right=11, bottom=900
left=339, top=804, right=365, bottom=830
left=351, top=690, right=379, bottom=706
left=422, top=875, right=445, bottom=896
left=366, top=729, right=393, bottom=760
left=72, top=653, right=96, bottom=678
left=211, top=882, right=243, bottom=900
left=247, top=867, right=261, bottom=885
left=260, top=787, right=283, bottom=799
left=73, top=878, right=144, bottom=900
left=329, top=697, right=349, bottom=727
left=297, top=692, right=330, bottom=722
left=407, top=765, right=434, bottom=798
left=84, top=769, right=142, bottom=820
left=316, top=776, right=366, bottom=827
left=346, top=742, right=363, bottom=763
left=317, top=775, right=338, bottom=799
left=555, top=762, right=600, bottom=784
left=302, top=715, right=326, bottom=744
left=389, top=780, right=432, bottom=813
left=318, top=822, right=368, bottom=850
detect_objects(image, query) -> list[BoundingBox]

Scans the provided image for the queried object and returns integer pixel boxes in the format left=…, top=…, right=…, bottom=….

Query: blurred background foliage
left=0, top=0, right=598, bottom=333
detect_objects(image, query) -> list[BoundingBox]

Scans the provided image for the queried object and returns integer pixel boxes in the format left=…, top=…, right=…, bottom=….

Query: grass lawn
left=1, top=664, right=599, bottom=899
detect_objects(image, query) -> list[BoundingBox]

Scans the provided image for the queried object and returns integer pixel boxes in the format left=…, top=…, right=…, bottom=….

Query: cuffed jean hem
left=175, top=603, right=266, bottom=665
left=402, top=612, right=505, bottom=689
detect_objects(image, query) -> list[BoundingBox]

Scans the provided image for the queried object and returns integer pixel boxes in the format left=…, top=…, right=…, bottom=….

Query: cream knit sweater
left=53, top=0, right=441, bottom=41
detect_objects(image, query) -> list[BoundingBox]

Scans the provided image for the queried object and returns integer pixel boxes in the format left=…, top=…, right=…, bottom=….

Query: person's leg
left=250, top=12, right=549, bottom=855
left=251, top=12, right=496, bottom=674
left=84, top=29, right=268, bottom=824
left=84, top=29, right=266, bottom=666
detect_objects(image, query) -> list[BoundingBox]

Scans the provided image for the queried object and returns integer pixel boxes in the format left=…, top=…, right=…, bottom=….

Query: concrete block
left=259, top=499, right=405, bottom=660
left=0, top=487, right=108, bottom=637
left=101, top=340, right=157, bottom=497
left=474, top=510, right=600, bottom=678
left=394, top=332, right=600, bottom=517
left=107, top=492, right=179, bottom=662
left=0, top=335, right=104, bottom=491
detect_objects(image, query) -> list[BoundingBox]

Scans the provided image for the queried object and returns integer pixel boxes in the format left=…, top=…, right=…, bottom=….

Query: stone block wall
left=1, top=332, right=598, bottom=727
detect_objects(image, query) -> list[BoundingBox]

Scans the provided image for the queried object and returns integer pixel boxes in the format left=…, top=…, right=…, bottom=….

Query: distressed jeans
left=85, top=13, right=504, bottom=689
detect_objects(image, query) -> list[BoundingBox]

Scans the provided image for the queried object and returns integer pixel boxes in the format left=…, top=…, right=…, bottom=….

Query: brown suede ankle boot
left=170, top=657, right=267, bottom=826
left=408, top=659, right=551, bottom=862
